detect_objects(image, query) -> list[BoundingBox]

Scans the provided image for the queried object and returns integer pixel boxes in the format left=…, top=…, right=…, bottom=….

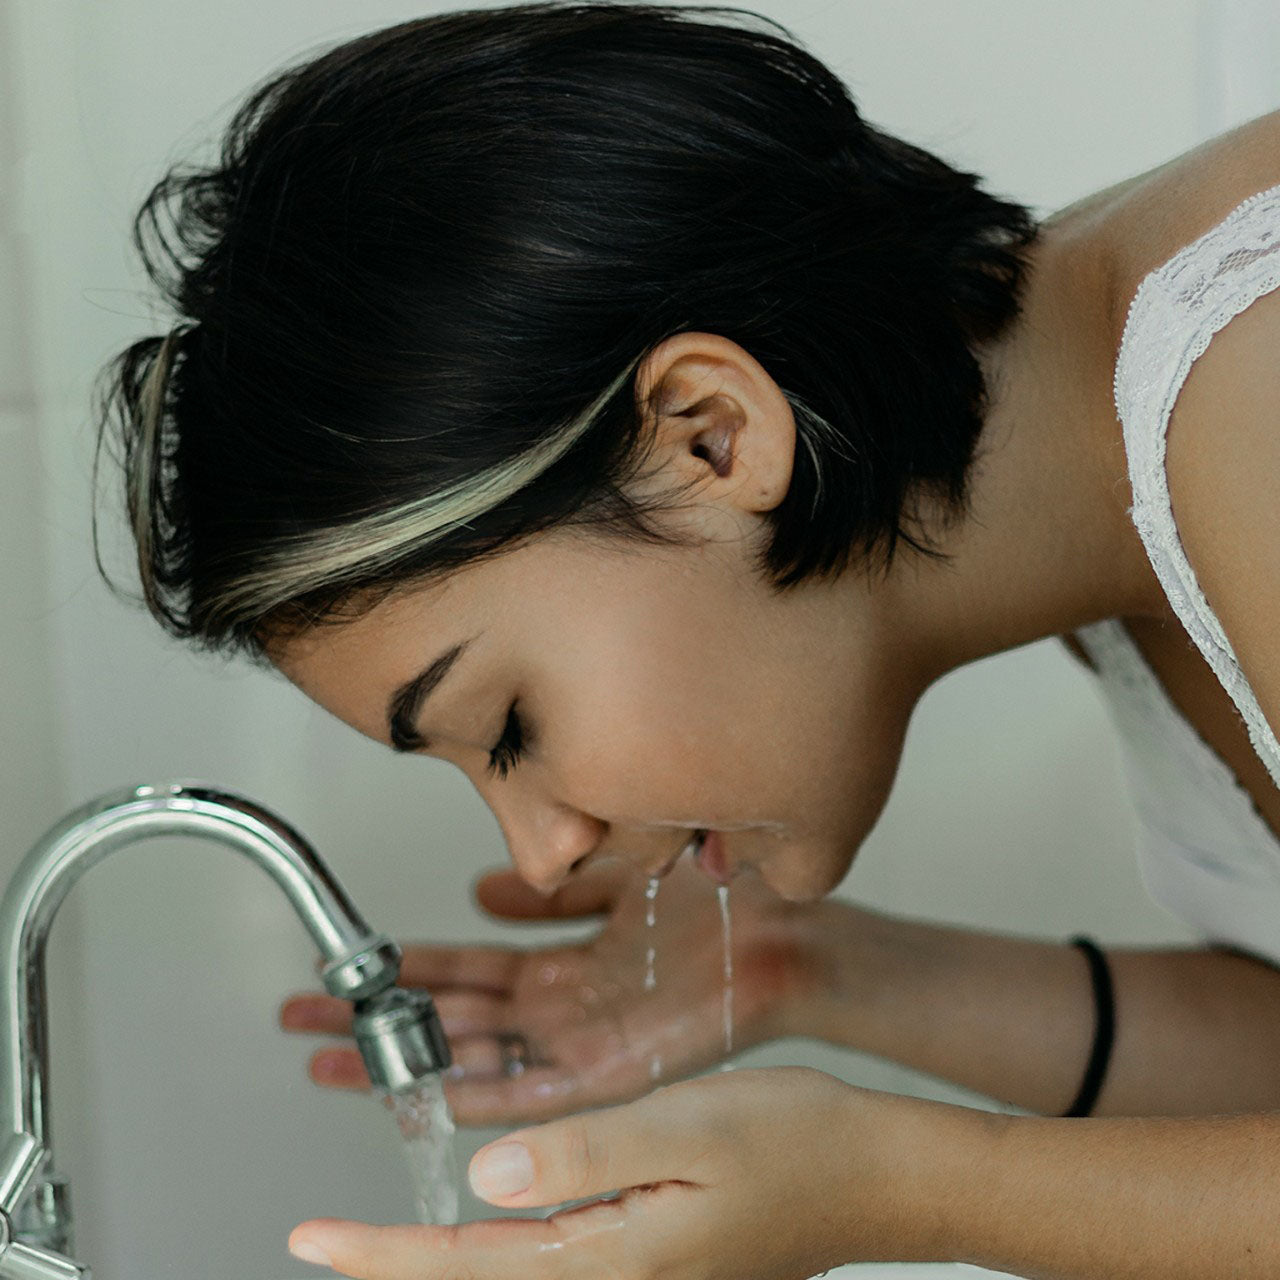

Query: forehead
left=268, top=583, right=452, bottom=732
left=266, top=531, right=586, bottom=721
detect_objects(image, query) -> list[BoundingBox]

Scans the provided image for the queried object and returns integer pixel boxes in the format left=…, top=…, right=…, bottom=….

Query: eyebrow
left=386, top=637, right=477, bottom=753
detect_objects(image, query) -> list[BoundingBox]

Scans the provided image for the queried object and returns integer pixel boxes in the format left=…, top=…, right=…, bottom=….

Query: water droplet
left=533, top=1078, right=578, bottom=1099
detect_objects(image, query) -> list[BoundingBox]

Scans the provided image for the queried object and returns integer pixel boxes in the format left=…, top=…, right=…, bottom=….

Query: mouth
left=693, top=828, right=733, bottom=885
left=648, top=829, right=708, bottom=880
left=646, top=828, right=736, bottom=885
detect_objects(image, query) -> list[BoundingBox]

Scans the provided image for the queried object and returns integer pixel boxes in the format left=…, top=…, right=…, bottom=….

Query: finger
left=473, top=861, right=630, bottom=919
left=282, top=989, right=505, bottom=1048
left=305, top=1032, right=653, bottom=1122
left=442, top=1066, right=593, bottom=1127
left=432, top=988, right=509, bottom=1035
left=280, top=993, right=353, bottom=1034
left=309, top=1046, right=369, bottom=1089
left=306, top=1027, right=551, bottom=1097
left=304, top=1039, right=596, bottom=1119
left=289, top=1200, right=636, bottom=1280
left=289, top=1219, right=457, bottom=1280
left=443, top=1017, right=673, bottom=1126
left=468, top=1081, right=705, bottom=1208
left=397, top=943, right=521, bottom=993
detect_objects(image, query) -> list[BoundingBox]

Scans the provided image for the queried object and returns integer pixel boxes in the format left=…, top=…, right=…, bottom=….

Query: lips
left=694, top=829, right=732, bottom=885
left=650, top=829, right=708, bottom=880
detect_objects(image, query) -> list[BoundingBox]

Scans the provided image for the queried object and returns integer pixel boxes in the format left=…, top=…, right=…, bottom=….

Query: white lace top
left=1074, top=181, right=1280, bottom=965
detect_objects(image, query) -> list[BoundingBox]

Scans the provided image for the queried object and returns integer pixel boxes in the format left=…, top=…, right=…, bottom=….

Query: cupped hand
left=288, top=1066, right=969, bottom=1280
left=280, top=855, right=826, bottom=1124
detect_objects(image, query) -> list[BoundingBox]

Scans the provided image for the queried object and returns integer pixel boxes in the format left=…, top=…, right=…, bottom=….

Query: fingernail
left=289, top=1239, right=332, bottom=1267
left=470, top=1141, right=533, bottom=1197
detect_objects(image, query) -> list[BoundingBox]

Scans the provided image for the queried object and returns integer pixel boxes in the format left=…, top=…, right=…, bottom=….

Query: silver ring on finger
left=495, top=1030, right=531, bottom=1079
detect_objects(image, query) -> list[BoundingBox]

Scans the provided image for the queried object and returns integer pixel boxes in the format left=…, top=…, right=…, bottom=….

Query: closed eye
left=486, top=702, right=526, bottom=780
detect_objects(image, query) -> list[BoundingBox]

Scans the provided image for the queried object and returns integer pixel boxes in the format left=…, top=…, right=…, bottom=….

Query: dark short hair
left=93, top=0, right=1039, bottom=659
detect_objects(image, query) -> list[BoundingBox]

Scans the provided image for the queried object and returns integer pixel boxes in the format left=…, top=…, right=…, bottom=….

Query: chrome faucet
left=0, top=782, right=452, bottom=1279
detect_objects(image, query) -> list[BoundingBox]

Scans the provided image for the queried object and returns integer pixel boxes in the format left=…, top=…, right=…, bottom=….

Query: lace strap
left=1111, top=181, right=1280, bottom=791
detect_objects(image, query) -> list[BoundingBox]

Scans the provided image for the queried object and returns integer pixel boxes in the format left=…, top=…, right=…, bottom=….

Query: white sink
left=271, top=1259, right=1016, bottom=1278
left=820, top=1266, right=1016, bottom=1278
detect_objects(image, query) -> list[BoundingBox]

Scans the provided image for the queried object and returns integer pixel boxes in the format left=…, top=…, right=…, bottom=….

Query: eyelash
left=486, top=702, right=526, bottom=780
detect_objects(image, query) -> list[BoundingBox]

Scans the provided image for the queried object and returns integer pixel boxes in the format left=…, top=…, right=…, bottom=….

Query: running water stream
left=644, top=840, right=736, bottom=1084
left=717, top=881, right=734, bottom=1065
left=386, top=838, right=738, bottom=1221
left=381, top=1075, right=461, bottom=1225
left=645, top=874, right=663, bottom=1080
left=644, top=874, right=660, bottom=993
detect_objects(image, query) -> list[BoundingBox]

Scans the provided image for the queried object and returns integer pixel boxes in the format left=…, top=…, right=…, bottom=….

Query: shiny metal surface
left=0, top=782, right=452, bottom=1278
left=354, top=987, right=452, bottom=1093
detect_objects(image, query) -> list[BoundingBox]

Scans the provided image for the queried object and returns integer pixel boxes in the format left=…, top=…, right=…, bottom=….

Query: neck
left=882, top=211, right=1169, bottom=690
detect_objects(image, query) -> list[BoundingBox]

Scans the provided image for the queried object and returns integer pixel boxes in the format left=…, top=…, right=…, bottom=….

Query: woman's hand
left=287, top=1066, right=982, bottom=1279
left=280, top=857, right=835, bottom=1124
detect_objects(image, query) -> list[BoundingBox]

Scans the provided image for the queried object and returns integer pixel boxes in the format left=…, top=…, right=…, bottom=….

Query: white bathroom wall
left=1197, top=0, right=1280, bottom=133
left=0, top=0, right=94, bottom=1245
left=2, top=0, right=1269, bottom=1275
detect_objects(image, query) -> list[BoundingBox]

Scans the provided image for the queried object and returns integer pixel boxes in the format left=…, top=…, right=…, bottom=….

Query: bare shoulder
left=1098, top=110, right=1275, bottom=277
left=1164, top=274, right=1280, bottom=745
left=1073, top=108, right=1280, bottom=745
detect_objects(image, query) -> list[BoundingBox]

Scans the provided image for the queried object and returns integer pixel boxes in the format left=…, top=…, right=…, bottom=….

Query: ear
left=635, top=331, right=795, bottom=514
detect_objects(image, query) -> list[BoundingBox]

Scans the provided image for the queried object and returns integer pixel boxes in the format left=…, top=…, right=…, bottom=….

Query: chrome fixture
left=0, top=782, right=452, bottom=1278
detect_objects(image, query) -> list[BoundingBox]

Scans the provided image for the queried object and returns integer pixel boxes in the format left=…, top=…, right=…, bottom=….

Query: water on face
left=381, top=1075, right=461, bottom=1225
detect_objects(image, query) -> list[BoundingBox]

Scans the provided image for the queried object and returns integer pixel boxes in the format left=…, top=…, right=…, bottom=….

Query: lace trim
left=1112, top=181, right=1280, bottom=791
left=1074, top=618, right=1280, bottom=881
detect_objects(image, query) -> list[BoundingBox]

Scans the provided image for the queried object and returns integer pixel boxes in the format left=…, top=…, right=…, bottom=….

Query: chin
left=758, top=850, right=848, bottom=903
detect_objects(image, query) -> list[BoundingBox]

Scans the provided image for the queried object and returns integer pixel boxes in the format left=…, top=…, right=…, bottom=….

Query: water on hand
left=381, top=1075, right=461, bottom=1225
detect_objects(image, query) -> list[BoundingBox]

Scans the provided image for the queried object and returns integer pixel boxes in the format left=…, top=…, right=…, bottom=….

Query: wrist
left=746, top=897, right=853, bottom=1041
left=849, top=1087, right=1011, bottom=1264
left=769, top=896, right=902, bottom=1044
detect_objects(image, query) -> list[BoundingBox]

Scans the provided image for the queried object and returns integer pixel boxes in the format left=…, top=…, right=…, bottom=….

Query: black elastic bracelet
left=1060, top=935, right=1115, bottom=1118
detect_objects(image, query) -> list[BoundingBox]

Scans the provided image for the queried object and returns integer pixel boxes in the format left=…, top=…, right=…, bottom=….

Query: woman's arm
left=287, top=1065, right=1280, bottom=1279
left=922, top=1102, right=1280, bottom=1276
left=785, top=899, right=1280, bottom=1116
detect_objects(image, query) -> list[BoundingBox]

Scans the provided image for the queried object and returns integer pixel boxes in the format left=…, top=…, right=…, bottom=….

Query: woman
left=96, top=2, right=1280, bottom=1275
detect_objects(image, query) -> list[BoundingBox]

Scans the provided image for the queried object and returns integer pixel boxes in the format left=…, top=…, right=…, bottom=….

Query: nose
left=488, top=792, right=607, bottom=896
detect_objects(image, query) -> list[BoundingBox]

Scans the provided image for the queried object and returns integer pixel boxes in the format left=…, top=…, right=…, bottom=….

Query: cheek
left=543, top=685, right=704, bottom=815
left=758, top=666, right=910, bottom=844
left=527, top=692, right=751, bottom=842
left=535, top=620, right=739, bottom=785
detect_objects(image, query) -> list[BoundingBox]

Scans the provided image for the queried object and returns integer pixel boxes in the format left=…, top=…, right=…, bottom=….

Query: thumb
left=467, top=1086, right=695, bottom=1208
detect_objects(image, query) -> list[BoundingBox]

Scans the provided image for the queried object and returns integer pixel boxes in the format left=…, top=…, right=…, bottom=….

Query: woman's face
left=272, top=335, right=925, bottom=902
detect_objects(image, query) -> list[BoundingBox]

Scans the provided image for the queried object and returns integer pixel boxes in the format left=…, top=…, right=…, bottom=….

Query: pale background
left=1, top=1, right=1275, bottom=1276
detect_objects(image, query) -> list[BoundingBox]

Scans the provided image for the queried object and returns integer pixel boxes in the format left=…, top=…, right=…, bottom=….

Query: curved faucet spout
left=0, top=781, right=452, bottom=1275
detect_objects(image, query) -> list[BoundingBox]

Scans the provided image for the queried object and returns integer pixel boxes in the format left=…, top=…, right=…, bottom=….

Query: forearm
left=918, top=1102, right=1280, bottom=1278
left=786, top=900, right=1280, bottom=1116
